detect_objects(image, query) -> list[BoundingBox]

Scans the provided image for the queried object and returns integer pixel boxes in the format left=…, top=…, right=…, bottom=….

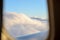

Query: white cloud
left=3, top=12, right=49, bottom=37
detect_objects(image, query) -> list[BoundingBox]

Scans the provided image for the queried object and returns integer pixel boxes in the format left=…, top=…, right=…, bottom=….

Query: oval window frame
left=1, top=0, right=55, bottom=40
left=47, top=0, right=55, bottom=40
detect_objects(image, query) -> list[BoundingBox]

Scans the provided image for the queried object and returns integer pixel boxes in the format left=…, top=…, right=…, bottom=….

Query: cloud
left=3, top=12, right=49, bottom=37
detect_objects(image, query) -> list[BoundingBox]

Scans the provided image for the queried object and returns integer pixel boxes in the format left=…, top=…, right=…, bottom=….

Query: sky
left=4, top=0, right=48, bottom=19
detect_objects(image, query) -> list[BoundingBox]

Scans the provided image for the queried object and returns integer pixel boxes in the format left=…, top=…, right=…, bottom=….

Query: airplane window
left=2, top=0, right=49, bottom=40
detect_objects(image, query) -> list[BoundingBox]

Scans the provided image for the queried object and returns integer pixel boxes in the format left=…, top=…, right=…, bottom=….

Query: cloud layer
left=3, top=12, right=49, bottom=37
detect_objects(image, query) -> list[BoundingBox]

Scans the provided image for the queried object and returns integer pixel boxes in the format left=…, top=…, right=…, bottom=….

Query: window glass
left=3, top=0, right=49, bottom=40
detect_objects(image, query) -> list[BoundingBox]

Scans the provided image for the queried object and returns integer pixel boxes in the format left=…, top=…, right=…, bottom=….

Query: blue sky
left=4, top=0, right=48, bottom=19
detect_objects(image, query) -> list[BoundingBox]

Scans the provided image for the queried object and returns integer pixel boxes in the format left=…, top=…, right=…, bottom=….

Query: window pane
left=2, top=0, right=49, bottom=40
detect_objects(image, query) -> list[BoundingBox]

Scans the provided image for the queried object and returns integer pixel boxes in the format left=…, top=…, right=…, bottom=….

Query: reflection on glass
left=2, top=0, right=49, bottom=40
